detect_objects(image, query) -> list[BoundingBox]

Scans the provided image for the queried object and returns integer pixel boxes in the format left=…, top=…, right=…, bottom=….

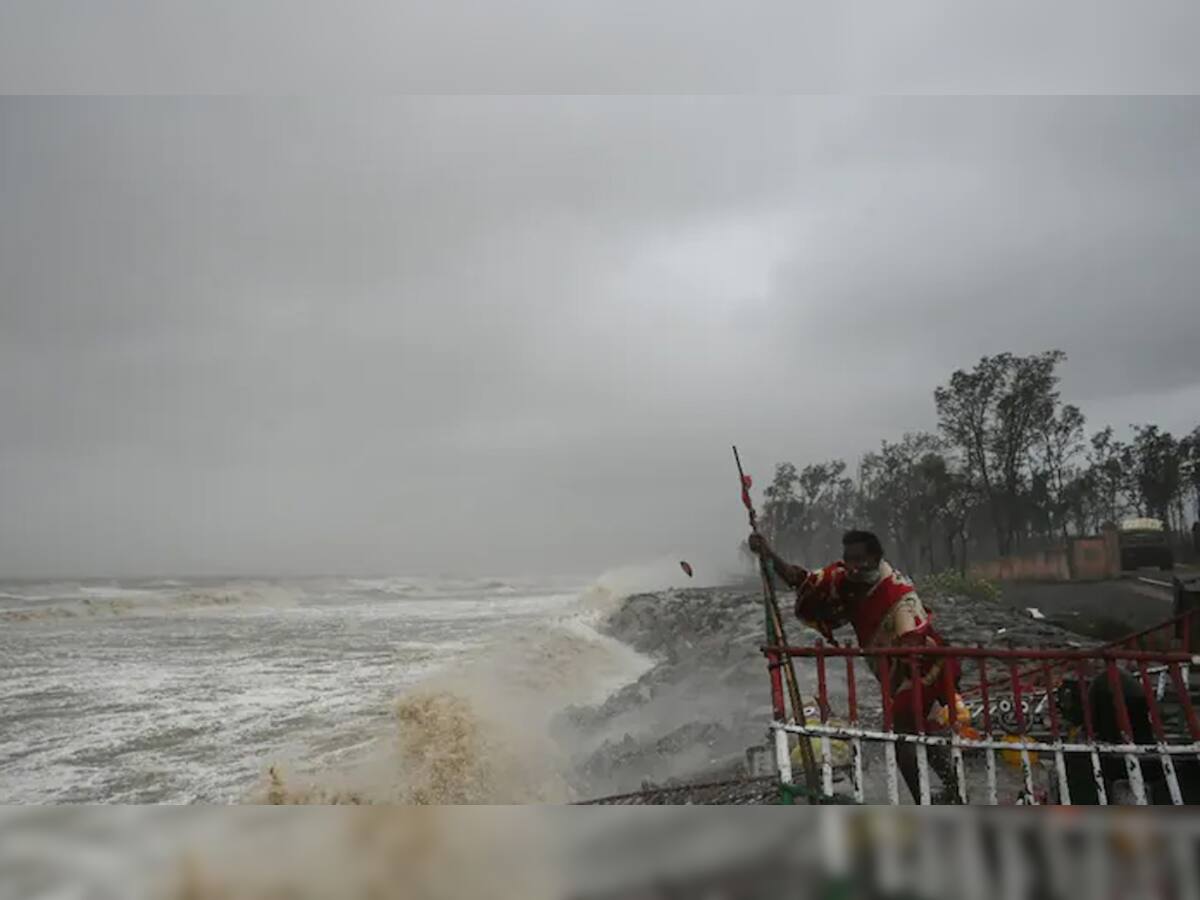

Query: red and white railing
left=763, top=609, right=1200, bottom=805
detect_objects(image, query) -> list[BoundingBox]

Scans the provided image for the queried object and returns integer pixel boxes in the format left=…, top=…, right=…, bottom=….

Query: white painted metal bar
left=1159, top=743, right=1184, bottom=804
left=774, top=724, right=793, bottom=788
left=770, top=721, right=1200, bottom=806
left=950, top=732, right=968, bottom=804
left=775, top=721, right=1200, bottom=757
left=915, top=743, right=931, bottom=805
left=1123, top=753, right=1148, bottom=805
left=882, top=741, right=900, bottom=805
left=820, top=735, right=833, bottom=797
left=1018, top=747, right=1037, bottom=804
left=849, top=738, right=864, bottom=804
left=1137, top=660, right=1186, bottom=806
left=1089, top=749, right=1108, bottom=805
left=985, top=746, right=998, bottom=805
left=1051, top=741, right=1070, bottom=806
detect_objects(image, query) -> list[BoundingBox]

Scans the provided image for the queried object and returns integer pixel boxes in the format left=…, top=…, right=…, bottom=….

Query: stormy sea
left=0, top=568, right=669, bottom=806
left=2, top=560, right=1112, bottom=808
left=0, top=565, right=1174, bottom=898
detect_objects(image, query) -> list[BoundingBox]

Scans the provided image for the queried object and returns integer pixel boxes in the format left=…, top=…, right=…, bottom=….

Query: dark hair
left=842, top=529, right=883, bottom=558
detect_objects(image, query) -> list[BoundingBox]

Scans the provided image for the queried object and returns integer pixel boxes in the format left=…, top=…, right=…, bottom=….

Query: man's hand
left=747, top=533, right=769, bottom=556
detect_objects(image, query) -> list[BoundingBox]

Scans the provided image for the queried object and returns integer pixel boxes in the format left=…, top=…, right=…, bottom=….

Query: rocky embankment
left=560, top=581, right=1097, bottom=802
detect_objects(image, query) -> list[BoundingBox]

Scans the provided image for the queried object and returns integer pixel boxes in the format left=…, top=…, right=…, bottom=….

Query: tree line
left=753, top=350, right=1200, bottom=574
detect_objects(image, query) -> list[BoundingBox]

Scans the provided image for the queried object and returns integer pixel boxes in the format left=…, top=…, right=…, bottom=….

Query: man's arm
left=747, top=534, right=806, bottom=588
left=766, top=549, right=806, bottom=588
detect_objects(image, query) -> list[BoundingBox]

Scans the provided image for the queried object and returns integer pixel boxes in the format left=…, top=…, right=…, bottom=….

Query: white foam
left=78, top=585, right=160, bottom=599
left=0, top=591, right=54, bottom=603
left=1, top=570, right=662, bottom=804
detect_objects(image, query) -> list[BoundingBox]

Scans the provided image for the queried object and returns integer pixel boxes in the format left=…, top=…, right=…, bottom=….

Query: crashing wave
left=254, top=567, right=665, bottom=804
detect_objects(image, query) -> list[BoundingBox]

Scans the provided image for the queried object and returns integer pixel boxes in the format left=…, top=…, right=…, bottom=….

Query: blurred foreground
left=2, top=806, right=1197, bottom=900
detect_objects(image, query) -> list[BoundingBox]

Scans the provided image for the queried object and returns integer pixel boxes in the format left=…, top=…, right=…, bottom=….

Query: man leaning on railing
left=748, top=528, right=963, bottom=803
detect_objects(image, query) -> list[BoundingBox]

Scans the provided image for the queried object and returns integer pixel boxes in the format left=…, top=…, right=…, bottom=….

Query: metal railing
left=764, top=613, right=1200, bottom=805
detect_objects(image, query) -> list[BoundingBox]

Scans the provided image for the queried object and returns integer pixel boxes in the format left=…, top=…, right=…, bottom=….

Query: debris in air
left=680, top=561, right=694, bottom=578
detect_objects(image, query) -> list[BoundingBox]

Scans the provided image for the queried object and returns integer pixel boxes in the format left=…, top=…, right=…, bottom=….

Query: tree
left=761, top=462, right=800, bottom=554
left=1128, top=425, right=1185, bottom=528
left=797, top=460, right=854, bottom=562
left=937, top=467, right=978, bottom=574
left=746, top=359, right=1194, bottom=571
left=934, top=350, right=1067, bottom=556
left=1084, top=427, right=1134, bottom=530
left=1061, top=468, right=1099, bottom=537
left=858, top=433, right=949, bottom=572
left=1033, top=403, right=1086, bottom=541
left=760, top=459, right=853, bottom=562
left=1182, top=426, right=1200, bottom=525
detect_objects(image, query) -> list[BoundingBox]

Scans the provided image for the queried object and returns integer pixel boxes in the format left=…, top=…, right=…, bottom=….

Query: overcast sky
left=2, top=10, right=1199, bottom=578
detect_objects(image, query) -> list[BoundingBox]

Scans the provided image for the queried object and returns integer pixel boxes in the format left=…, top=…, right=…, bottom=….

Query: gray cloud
left=2, top=96, right=1199, bottom=576
left=2, top=1, right=1199, bottom=94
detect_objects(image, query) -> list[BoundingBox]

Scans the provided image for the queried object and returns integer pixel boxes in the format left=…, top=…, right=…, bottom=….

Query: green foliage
left=918, top=570, right=1002, bottom=605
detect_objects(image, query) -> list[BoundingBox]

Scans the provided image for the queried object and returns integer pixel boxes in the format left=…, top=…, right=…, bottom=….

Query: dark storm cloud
left=2, top=95, right=1199, bottom=576
left=759, top=99, right=1200, bottom=428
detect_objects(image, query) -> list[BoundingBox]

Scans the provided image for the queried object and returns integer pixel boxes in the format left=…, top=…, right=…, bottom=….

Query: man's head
left=842, top=530, right=884, bottom=584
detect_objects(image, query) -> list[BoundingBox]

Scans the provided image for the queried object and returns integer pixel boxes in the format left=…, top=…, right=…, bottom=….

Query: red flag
left=680, top=561, right=693, bottom=578
left=740, top=474, right=754, bottom=511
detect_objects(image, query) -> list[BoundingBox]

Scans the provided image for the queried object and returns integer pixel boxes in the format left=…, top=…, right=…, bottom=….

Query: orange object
left=929, top=692, right=972, bottom=732
left=1000, top=734, right=1040, bottom=768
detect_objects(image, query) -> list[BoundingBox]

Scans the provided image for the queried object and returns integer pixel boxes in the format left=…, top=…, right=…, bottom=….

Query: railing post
left=943, top=659, right=967, bottom=804
left=911, top=652, right=931, bottom=805
left=1104, top=659, right=1148, bottom=805
left=879, top=655, right=900, bottom=805
left=815, top=641, right=833, bottom=797
left=845, top=655, right=864, bottom=803
left=1042, top=661, right=1070, bottom=805
left=1009, top=660, right=1037, bottom=803
left=979, top=652, right=998, bottom=805
left=1074, top=659, right=1108, bottom=806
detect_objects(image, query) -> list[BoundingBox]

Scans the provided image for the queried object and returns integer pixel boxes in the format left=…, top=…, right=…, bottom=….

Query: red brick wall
left=970, top=549, right=1071, bottom=582
left=970, top=527, right=1121, bottom=582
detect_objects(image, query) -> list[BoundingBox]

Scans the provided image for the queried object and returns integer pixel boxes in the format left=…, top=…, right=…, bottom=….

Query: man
left=748, top=529, right=961, bottom=803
